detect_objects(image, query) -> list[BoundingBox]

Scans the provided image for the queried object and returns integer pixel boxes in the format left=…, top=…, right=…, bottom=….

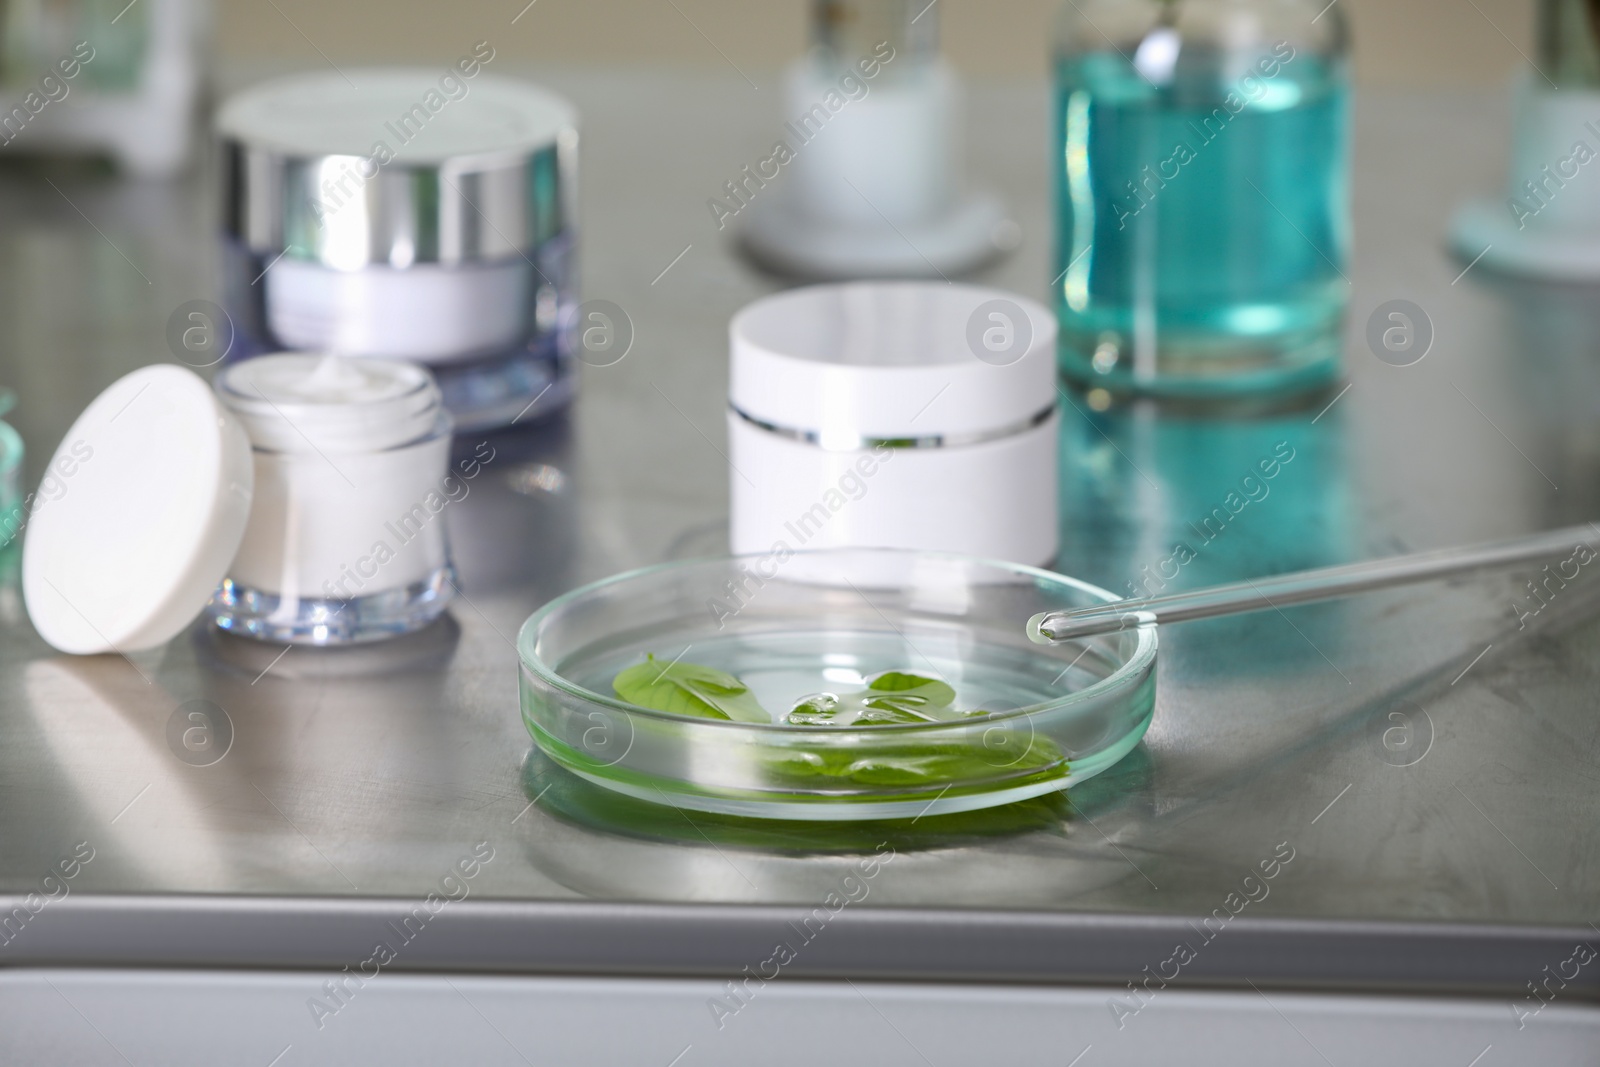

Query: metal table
left=2, top=66, right=1598, bottom=1062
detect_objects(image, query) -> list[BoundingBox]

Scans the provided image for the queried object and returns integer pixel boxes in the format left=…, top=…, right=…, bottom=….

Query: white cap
left=23, top=366, right=255, bottom=655
left=729, top=282, right=1056, bottom=444
left=216, top=69, right=576, bottom=165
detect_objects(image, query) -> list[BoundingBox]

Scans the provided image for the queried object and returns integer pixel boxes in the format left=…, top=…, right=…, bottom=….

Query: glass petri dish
left=515, top=745, right=1158, bottom=904
left=517, top=549, right=1157, bottom=821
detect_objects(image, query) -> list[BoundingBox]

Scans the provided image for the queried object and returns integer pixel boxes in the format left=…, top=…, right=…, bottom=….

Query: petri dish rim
left=516, top=547, right=1158, bottom=735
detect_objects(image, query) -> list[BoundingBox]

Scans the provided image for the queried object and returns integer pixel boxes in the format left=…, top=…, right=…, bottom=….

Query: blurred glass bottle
left=1447, top=0, right=1600, bottom=276
left=1541, top=0, right=1600, bottom=86
left=0, top=388, right=19, bottom=552
left=742, top=0, right=1010, bottom=278
left=812, top=0, right=938, bottom=78
left=0, top=0, right=148, bottom=92
left=0, top=0, right=201, bottom=176
left=1053, top=0, right=1350, bottom=404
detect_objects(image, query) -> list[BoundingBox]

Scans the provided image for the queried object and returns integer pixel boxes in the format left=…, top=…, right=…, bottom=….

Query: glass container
left=1053, top=0, right=1350, bottom=402
left=789, top=1, right=950, bottom=236
left=217, top=68, right=579, bottom=433
left=208, top=355, right=456, bottom=645
left=742, top=0, right=1009, bottom=277
left=1541, top=0, right=1600, bottom=87
left=518, top=747, right=1154, bottom=904
left=519, top=549, right=1157, bottom=821
left=1448, top=0, right=1600, bottom=275
left=0, top=0, right=148, bottom=92
left=811, top=0, right=938, bottom=79
left=0, top=389, right=20, bottom=550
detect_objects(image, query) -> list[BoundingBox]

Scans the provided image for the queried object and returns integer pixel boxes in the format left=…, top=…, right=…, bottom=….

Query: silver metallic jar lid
left=218, top=67, right=578, bottom=270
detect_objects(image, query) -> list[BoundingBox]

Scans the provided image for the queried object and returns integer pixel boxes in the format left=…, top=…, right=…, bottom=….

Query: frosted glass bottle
left=1541, top=0, right=1600, bottom=86
left=1053, top=0, right=1350, bottom=404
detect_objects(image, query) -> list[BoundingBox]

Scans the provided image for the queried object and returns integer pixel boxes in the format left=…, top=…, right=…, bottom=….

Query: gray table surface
left=1, top=66, right=1597, bottom=988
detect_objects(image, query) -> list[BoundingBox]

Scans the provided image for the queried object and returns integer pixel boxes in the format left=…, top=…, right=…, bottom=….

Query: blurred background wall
left=217, top=0, right=1534, bottom=87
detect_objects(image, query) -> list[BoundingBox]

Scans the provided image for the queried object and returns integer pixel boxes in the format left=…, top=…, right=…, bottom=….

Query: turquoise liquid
left=1054, top=47, right=1349, bottom=398
left=0, top=418, right=20, bottom=551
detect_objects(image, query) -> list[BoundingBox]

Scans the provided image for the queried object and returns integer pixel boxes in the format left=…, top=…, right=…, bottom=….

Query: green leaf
left=767, top=736, right=1067, bottom=788
left=605, top=659, right=1071, bottom=794
left=613, top=655, right=771, bottom=723
left=786, top=670, right=960, bottom=726
left=865, top=670, right=956, bottom=716
left=866, top=671, right=953, bottom=696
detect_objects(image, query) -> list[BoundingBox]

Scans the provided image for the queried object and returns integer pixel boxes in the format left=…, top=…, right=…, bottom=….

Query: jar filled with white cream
left=209, top=354, right=456, bottom=644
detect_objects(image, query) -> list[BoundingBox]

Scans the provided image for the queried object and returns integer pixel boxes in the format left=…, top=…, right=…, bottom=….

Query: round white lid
left=23, top=365, right=255, bottom=655
left=729, top=282, right=1057, bottom=441
left=216, top=69, right=577, bottom=165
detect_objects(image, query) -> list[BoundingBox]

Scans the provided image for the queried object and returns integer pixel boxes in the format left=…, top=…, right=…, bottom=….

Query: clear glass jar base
left=433, top=348, right=575, bottom=433
left=208, top=566, right=456, bottom=646
left=1058, top=334, right=1342, bottom=407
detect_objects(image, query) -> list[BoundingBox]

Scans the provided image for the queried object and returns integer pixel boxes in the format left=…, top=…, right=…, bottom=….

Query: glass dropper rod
left=1029, top=522, right=1600, bottom=644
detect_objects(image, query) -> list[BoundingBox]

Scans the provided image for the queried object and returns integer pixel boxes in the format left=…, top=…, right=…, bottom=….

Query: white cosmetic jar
left=728, top=282, right=1059, bottom=566
left=216, top=69, right=580, bottom=432
left=209, top=354, right=457, bottom=644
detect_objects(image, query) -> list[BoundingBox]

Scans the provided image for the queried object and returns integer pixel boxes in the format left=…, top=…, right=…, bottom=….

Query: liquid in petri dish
left=566, top=630, right=1145, bottom=794
left=566, top=628, right=1147, bottom=788
left=1054, top=46, right=1349, bottom=398
left=576, top=630, right=1112, bottom=725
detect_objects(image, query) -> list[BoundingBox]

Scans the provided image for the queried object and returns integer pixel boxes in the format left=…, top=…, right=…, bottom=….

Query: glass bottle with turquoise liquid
left=0, top=389, right=21, bottom=553
left=1053, top=0, right=1350, bottom=403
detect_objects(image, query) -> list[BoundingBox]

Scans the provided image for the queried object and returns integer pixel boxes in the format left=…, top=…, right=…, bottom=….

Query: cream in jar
left=209, top=354, right=456, bottom=644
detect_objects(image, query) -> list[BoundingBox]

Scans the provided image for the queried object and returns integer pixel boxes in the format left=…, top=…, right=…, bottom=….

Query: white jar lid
left=23, top=366, right=255, bottom=655
left=216, top=69, right=575, bottom=163
left=730, top=282, right=1057, bottom=443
